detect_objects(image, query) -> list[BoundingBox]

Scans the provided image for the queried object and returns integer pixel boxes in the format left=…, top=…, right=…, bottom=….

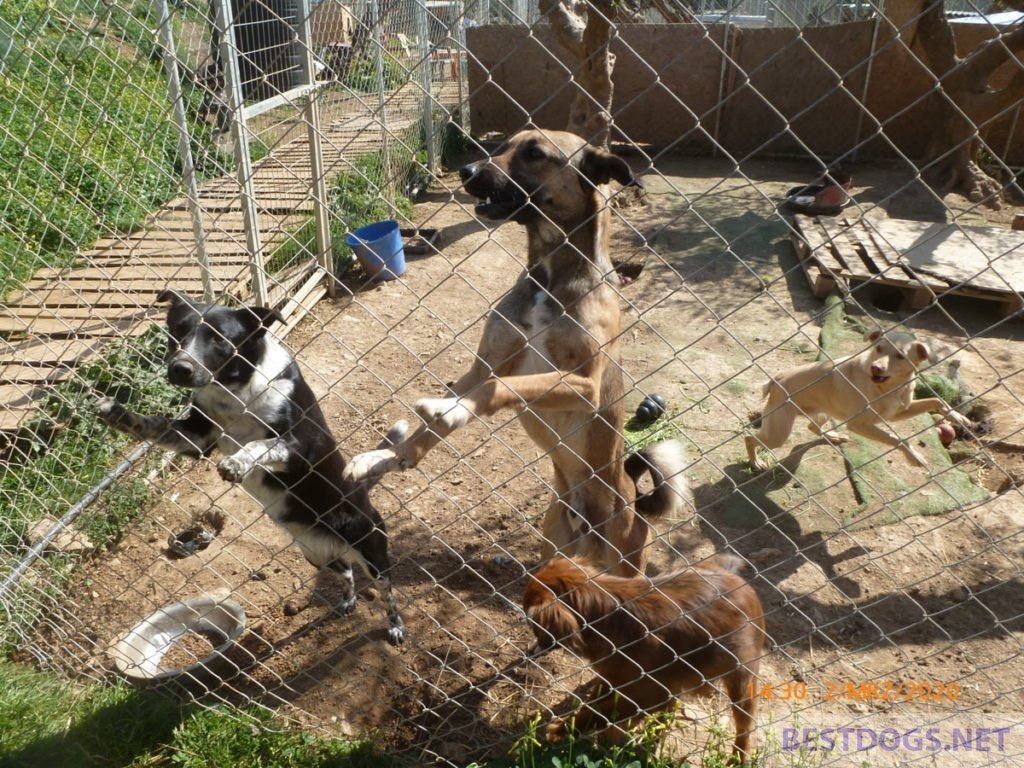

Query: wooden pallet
left=0, top=79, right=456, bottom=433
left=791, top=214, right=1024, bottom=317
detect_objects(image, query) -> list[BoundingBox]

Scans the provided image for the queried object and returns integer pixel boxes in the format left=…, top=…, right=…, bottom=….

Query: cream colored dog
left=745, top=329, right=972, bottom=470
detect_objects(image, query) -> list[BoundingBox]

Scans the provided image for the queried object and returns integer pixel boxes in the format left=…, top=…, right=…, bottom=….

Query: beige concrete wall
left=466, top=22, right=1024, bottom=163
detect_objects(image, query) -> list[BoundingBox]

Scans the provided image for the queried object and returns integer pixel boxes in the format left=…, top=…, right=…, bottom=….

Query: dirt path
left=51, top=154, right=1024, bottom=764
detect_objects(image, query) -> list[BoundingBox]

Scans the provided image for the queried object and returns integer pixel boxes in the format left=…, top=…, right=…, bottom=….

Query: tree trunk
left=538, top=0, right=619, bottom=147
left=912, top=0, right=1024, bottom=206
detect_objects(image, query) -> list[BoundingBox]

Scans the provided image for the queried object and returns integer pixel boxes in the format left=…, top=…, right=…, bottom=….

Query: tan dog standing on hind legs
left=745, top=328, right=973, bottom=471
left=344, top=129, right=690, bottom=575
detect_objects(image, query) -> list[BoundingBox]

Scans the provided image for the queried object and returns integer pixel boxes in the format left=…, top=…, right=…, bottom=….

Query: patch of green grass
left=0, top=660, right=832, bottom=768
left=0, top=0, right=226, bottom=297
left=264, top=148, right=417, bottom=278
left=0, top=325, right=182, bottom=654
left=341, top=53, right=408, bottom=94
left=0, top=661, right=389, bottom=768
left=914, top=372, right=962, bottom=407
left=481, top=710, right=769, bottom=768
left=168, top=706, right=392, bottom=768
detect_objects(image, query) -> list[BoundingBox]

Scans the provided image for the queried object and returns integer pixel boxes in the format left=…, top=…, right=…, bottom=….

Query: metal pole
left=370, top=0, right=390, bottom=193
left=217, top=0, right=269, bottom=306
left=514, top=0, right=526, bottom=24
left=416, top=0, right=437, bottom=173
left=0, top=441, right=154, bottom=609
left=296, top=0, right=335, bottom=297
left=156, top=0, right=215, bottom=302
left=455, top=0, right=465, bottom=120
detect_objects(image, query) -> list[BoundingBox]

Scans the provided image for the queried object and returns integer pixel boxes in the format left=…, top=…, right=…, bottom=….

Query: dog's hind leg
left=745, top=396, right=799, bottom=470
left=725, top=670, right=757, bottom=761
left=326, top=560, right=358, bottom=616
left=352, top=534, right=406, bottom=646
left=806, top=413, right=849, bottom=445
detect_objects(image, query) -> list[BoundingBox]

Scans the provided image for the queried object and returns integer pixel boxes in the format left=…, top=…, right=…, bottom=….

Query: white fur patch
left=343, top=448, right=400, bottom=482
left=415, top=397, right=473, bottom=430
left=195, top=337, right=295, bottom=454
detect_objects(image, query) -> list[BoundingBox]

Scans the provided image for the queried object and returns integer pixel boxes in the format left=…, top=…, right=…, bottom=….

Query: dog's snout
left=168, top=359, right=195, bottom=384
left=459, top=162, right=480, bottom=184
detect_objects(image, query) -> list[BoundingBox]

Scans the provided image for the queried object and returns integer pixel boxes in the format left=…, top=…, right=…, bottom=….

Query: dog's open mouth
left=871, top=374, right=890, bottom=384
left=471, top=189, right=528, bottom=220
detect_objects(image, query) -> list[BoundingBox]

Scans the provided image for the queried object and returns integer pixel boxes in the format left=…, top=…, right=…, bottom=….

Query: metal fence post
left=296, top=0, right=335, bottom=297
left=216, top=0, right=269, bottom=306
left=156, top=0, right=215, bottom=303
left=416, top=0, right=438, bottom=174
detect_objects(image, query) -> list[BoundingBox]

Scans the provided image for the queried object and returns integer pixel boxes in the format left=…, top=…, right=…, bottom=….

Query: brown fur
left=745, top=329, right=972, bottom=470
left=523, top=556, right=765, bottom=760
left=345, top=130, right=688, bottom=575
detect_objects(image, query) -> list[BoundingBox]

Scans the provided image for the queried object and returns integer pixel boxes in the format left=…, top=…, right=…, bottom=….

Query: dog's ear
left=526, top=599, right=581, bottom=650
left=243, top=305, right=284, bottom=329
left=157, top=289, right=189, bottom=306
left=579, top=147, right=635, bottom=188
left=864, top=328, right=884, bottom=344
left=911, top=341, right=933, bottom=363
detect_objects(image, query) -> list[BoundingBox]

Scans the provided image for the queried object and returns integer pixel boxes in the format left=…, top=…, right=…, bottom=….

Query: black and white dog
left=97, top=290, right=407, bottom=645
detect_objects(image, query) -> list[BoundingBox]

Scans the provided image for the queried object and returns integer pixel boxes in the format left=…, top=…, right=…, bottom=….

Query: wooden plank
left=0, top=406, right=35, bottom=432
left=83, top=240, right=248, bottom=256
left=802, top=217, right=852, bottom=281
left=872, top=219, right=1024, bottom=294
left=0, top=384, right=42, bottom=411
left=19, top=277, right=229, bottom=295
left=0, top=315, right=153, bottom=337
left=0, top=338, right=102, bottom=365
left=29, top=265, right=249, bottom=281
left=0, top=363, right=74, bottom=385
left=790, top=217, right=839, bottom=297
left=5, top=287, right=174, bottom=308
left=0, top=306, right=152, bottom=321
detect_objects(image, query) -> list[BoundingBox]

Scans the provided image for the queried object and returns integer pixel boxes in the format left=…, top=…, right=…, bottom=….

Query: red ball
left=937, top=423, right=956, bottom=446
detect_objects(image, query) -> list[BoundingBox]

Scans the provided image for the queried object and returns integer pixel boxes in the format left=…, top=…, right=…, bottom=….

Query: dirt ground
left=45, top=152, right=1024, bottom=765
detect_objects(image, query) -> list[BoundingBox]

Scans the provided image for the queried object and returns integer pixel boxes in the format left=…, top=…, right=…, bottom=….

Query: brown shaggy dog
left=523, top=555, right=765, bottom=760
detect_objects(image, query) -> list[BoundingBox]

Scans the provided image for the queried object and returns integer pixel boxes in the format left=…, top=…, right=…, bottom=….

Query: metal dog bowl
left=110, top=596, right=245, bottom=683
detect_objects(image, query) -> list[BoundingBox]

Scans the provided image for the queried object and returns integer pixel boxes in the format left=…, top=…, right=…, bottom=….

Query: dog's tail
left=625, top=439, right=692, bottom=518
left=362, top=420, right=408, bottom=491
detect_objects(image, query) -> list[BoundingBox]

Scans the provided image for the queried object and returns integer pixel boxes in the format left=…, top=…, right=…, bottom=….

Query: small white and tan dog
left=745, top=329, right=972, bottom=470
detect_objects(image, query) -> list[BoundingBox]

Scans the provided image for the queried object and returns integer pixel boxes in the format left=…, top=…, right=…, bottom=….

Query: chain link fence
left=2, top=0, right=1024, bottom=765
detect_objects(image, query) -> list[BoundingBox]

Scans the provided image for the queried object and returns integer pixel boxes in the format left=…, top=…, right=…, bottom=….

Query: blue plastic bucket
left=345, top=220, right=406, bottom=281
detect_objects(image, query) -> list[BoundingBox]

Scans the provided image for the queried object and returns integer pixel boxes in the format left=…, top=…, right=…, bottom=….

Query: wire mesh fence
left=1, top=0, right=1024, bottom=765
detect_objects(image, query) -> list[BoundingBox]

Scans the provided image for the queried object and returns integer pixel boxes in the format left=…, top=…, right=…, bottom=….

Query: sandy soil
left=40, top=153, right=1024, bottom=765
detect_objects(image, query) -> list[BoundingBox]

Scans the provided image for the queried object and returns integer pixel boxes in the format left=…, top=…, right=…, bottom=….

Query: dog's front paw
left=343, top=448, right=401, bottom=482
left=415, top=397, right=473, bottom=431
left=946, top=410, right=973, bottom=429
left=218, top=453, right=254, bottom=483
left=336, top=594, right=357, bottom=616
left=387, top=621, right=406, bottom=646
left=95, top=397, right=127, bottom=426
